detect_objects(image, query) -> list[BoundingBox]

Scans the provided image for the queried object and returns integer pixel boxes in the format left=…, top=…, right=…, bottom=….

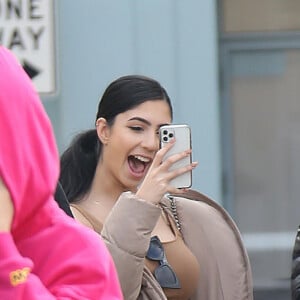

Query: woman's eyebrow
left=128, top=117, right=151, bottom=126
left=159, top=123, right=170, bottom=128
left=128, top=117, right=170, bottom=128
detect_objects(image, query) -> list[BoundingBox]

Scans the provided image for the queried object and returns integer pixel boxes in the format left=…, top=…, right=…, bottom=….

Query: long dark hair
left=59, top=75, right=173, bottom=202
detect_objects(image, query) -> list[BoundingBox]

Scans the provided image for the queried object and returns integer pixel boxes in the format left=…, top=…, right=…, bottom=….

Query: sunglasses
left=146, top=235, right=180, bottom=289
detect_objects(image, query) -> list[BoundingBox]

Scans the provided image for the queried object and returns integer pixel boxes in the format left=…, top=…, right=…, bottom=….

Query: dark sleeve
left=292, top=226, right=300, bottom=300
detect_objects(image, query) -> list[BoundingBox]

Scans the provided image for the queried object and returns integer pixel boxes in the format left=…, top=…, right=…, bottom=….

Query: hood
left=0, top=47, right=59, bottom=235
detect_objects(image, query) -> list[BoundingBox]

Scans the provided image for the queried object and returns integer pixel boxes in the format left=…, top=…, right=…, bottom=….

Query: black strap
left=54, top=182, right=74, bottom=218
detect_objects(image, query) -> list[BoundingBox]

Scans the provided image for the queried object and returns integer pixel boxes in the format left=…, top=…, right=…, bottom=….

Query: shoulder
left=162, top=191, right=240, bottom=240
left=165, top=190, right=231, bottom=221
left=162, top=192, right=217, bottom=218
left=70, top=205, right=95, bottom=230
left=166, top=192, right=248, bottom=261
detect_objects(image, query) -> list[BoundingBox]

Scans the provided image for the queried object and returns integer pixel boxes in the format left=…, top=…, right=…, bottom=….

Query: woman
left=0, top=47, right=122, bottom=299
left=60, top=75, right=253, bottom=299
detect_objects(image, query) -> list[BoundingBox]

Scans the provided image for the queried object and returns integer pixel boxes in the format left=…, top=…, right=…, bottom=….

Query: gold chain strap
left=167, top=195, right=181, bottom=232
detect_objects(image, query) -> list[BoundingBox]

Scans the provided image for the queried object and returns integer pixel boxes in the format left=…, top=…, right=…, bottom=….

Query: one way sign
left=0, top=0, right=56, bottom=94
left=22, top=59, right=41, bottom=79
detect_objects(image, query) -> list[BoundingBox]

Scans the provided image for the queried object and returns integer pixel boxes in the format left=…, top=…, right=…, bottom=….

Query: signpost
left=0, top=0, right=56, bottom=94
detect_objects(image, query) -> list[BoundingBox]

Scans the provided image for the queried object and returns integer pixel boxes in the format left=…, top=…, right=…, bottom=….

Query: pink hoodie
left=0, top=47, right=123, bottom=299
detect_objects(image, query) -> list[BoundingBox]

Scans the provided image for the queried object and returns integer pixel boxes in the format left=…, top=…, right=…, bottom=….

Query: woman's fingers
left=151, top=138, right=175, bottom=166
left=163, top=160, right=197, bottom=184
left=137, top=138, right=198, bottom=203
left=162, top=149, right=192, bottom=168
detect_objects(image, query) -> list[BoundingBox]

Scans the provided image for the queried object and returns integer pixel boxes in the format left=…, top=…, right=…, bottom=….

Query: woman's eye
left=129, top=126, right=143, bottom=132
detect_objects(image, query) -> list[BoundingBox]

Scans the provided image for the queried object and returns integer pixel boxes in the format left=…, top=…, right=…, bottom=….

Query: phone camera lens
left=163, top=136, right=168, bottom=142
left=163, top=130, right=168, bottom=135
left=168, top=133, right=174, bottom=138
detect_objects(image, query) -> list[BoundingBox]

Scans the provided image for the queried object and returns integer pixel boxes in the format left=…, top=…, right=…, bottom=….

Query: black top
left=54, top=182, right=74, bottom=218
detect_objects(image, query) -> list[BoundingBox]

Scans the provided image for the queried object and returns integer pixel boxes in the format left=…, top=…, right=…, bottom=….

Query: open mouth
left=128, top=155, right=151, bottom=175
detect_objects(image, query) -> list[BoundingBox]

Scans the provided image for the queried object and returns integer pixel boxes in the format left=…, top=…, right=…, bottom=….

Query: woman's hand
left=136, top=139, right=197, bottom=204
left=0, top=179, right=14, bottom=232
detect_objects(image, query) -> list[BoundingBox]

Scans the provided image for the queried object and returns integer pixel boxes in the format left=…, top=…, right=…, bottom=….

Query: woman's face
left=98, top=100, right=172, bottom=191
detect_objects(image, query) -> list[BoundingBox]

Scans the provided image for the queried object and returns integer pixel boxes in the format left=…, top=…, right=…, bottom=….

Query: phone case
left=159, top=124, right=192, bottom=188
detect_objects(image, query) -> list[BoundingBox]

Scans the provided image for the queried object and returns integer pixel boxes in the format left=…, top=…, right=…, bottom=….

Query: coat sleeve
left=101, top=192, right=161, bottom=300
left=0, top=233, right=54, bottom=299
left=0, top=229, right=123, bottom=300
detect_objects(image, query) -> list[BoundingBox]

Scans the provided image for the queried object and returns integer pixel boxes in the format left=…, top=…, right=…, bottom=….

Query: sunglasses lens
left=154, top=264, right=181, bottom=289
left=146, top=237, right=164, bottom=260
left=146, top=236, right=180, bottom=289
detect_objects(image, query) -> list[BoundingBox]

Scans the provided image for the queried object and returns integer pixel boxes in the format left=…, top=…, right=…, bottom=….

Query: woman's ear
left=96, top=118, right=110, bottom=144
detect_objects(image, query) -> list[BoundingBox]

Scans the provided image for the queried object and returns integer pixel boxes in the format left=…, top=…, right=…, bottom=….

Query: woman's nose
left=141, top=133, right=159, bottom=151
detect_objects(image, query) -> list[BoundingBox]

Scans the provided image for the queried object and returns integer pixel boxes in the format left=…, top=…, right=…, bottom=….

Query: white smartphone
left=159, top=124, right=192, bottom=189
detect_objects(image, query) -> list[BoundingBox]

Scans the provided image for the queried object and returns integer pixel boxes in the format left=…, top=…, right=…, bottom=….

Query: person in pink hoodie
left=0, top=46, right=123, bottom=299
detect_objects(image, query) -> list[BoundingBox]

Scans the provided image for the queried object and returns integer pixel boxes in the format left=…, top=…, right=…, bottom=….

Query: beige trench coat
left=101, top=191, right=253, bottom=300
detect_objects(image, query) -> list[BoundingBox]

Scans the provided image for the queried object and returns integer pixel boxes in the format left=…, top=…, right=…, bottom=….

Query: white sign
left=0, top=0, right=56, bottom=94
